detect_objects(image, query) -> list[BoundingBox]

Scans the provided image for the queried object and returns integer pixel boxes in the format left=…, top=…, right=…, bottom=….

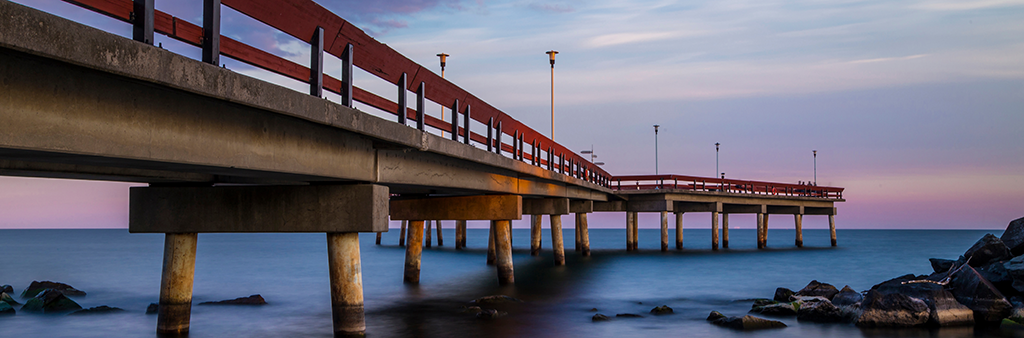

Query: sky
left=1, top=0, right=1022, bottom=230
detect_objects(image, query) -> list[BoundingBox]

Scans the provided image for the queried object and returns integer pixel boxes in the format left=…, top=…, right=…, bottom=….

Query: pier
left=0, top=0, right=843, bottom=336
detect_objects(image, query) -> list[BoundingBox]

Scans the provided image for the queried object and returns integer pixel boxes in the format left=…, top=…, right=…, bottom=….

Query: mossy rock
left=0, top=301, right=15, bottom=316
left=1002, top=318, right=1024, bottom=328
left=20, top=289, right=82, bottom=314
left=0, top=292, right=19, bottom=305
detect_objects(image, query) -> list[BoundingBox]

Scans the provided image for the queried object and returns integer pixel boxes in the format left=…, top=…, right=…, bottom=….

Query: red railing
left=611, top=175, right=844, bottom=199
left=62, top=0, right=612, bottom=187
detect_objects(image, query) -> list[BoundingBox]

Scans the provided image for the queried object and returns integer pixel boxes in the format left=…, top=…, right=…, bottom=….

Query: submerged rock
left=930, top=258, right=956, bottom=274
left=588, top=307, right=599, bottom=312
left=832, top=286, right=863, bottom=307
left=615, top=313, right=643, bottom=318
left=774, top=288, right=795, bottom=302
left=0, top=292, right=19, bottom=305
left=797, top=298, right=843, bottom=323
left=1000, top=217, right=1024, bottom=256
left=710, top=314, right=787, bottom=330
left=20, top=289, right=82, bottom=314
left=0, top=301, right=14, bottom=316
left=751, top=301, right=798, bottom=316
left=707, top=311, right=726, bottom=321
left=470, top=295, right=523, bottom=305
left=948, top=264, right=1013, bottom=324
left=199, top=294, right=266, bottom=305
left=146, top=303, right=158, bottom=315
left=476, top=308, right=506, bottom=319
left=856, top=290, right=930, bottom=327
left=964, top=234, right=1012, bottom=267
left=592, top=313, right=611, bottom=322
left=21, top=281, right=86, bottom=298
left=869, top=274, right=974, bottom=327
left=1, top=285, right=12, bottom=294
left=650, top=305, right=673, bottom=315
left=69, top=306, right=124, bottom=315
left=795, top=280, right=840, bottom=300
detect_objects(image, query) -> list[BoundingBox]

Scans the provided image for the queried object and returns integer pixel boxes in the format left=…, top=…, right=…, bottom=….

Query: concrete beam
left=569, top=200, right=594, bottom=213
left=594, top=201, right=626, bottom=212
left=805, top=207, right=837, bottom=215
left=129, top=184, right=388, bottom=233
left=627, top=200, right=673, bottom=212
left=722, top=203, right=766, bottom=214
left=674, top=201, right=722, bottom=213
left=390, top=195, right=522, bottom=220
left=523, top=198, right=570, bottom=215
left=767, top=205, right=803, bottom=214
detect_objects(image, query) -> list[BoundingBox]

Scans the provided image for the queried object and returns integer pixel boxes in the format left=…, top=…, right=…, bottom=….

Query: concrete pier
left=722, top=213, right=730, bottom=248
left=455, top=220, right=466, bottom=250
left=530, top=215, right=542, bottom=256
left=399, top=220, right=407, bottom=247
left=711, top=211, right=720, bottom=251
left=795, top=214, right=803, bottom=247
left=675, top=212, right=683, bottom=249
left=830, top=214, right=837, bottom=246
left=579, top=213, right=591, bottom=256
left=436, top=220, right=443, bottom=246
left=756, top=213, right=765, bottom=249
left=631, top=212, right=639, bottom=250
left=157, top=232, right=197, bottom=335
left=625, top=212, right=635, bottom=251
left=327, top=232, right=365, bottom=336
left=494, top=220, right=514, bottom=285
left=550, top=214, right=565, bottom=265
left=487, top=221, right=496, bottom=265
left=403, top=220, right=424, bottom=284
left=574, top=214, right=582, bottom=252
left=660, top=211, right=669, bottom=252
left=425, top=220, right=432, bottom=248
left=763, top=214, right=770, bottom=248
left=375, top=232, right=381, bottom=245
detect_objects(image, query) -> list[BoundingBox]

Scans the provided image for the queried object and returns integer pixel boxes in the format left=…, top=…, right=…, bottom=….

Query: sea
left=0, top=227, right=1017, bottom=338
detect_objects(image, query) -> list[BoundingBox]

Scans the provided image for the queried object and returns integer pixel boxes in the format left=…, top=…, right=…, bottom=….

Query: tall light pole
left=545, top=50, right=558, bottom=140
left=653, top=125, right=660, bottom=175
left=580, top=145, right=605, bottom=165
left=715, top=142, right=720, bottom=179
left=813, top=150, right=817, bottom=186
left=437, top=53, right=449, bottom=138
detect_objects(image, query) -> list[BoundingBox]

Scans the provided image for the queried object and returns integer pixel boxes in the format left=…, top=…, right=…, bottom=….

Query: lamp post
left=545, top=50, right=558, bottom=140
left=653, top=125, right=660, bottom=175
left=715, top=142, right=720, bottom=179
left=437, top=53, right=449, bottom=138
left=813, top=150, right=817, bottom=186
left=580, top=145, right=606, bottom=166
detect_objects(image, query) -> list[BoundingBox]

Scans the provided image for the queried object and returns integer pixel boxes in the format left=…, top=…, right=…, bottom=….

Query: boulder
left=752, top=302, right=798, bottom=316
left=752, top=298, right=775, bottom=307
left=774, top=288, right=795, bottom=302
left=707, top=311, right=726, bottom=321
left=711, top=314, right=787, bottom=330
left=0, top=301, right=14, bottom=316
left=869, top=274, right=973, bottom=326
left=146, top=303, right=158, bottom=315
left=20, top=289, right=82, bottom=314
left=0, top=292, right=19, bottom=305
left=930, top=258, right=956, bottom=274
left=856, top=290, right=930, bottom=327
left=592, top=314, right=611, bottom=321
left=978, top=260, right=1014, bottom=296
left=476, top=309, right=506, bottom=319
left=797, top=298, right=843, bottom=323
left=650, top=305, right=673, bottom=315
left=795, top=280, right=839, bottom=300
left=832, top=286, right=863, bottom=307
left=1005, top=256, right=1024, bottom=293
left=615, top=313, right=643, bottom=318
left=470, top=295, right=523, bottom=305
left=21, top=281, right=86, bottom=298
left=948, top=264, right=1013, bottom=324
left=198, top=294, right=266, bottom=305
left=1000, top=217, right=1024, bottom=256
left=69, top=306, right=124, bottom=315
left=460, top=306, right=483, bottom=315
left=964, top=234, right=1012, bottom=267
left=1, top=285, right=12, bottom=294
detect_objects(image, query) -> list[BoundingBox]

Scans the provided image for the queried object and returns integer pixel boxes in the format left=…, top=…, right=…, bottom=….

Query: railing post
left=450, top=100, right=459, bottom=140
left=512, top=131, right=519, bottom=159
left=416, top=82, right=426, bottom=131
left=340, top=44, right=354, bottom=108
left=132, top=0, right=154, bottom=45
left=518, top=135, right=524, bottom=161
left=531, top=140, right=538, bottom=165
left=463, top=105, right=471, bottom=144
left=397, top=73, right=407, bottom=124
left=494, top=121, right=502, bottom=154
left=202, top=0, right=220, bottom=65
left=486, top=117, right=494, bottom=152
left=547, top=147, right=553, bottom=171
left=309, top=26, right=324, bottom=97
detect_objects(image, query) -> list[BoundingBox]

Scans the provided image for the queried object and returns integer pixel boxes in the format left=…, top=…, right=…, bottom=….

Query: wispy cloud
left=585, top=32, right=680, bottom=48
left=848, top=54, right=928, bottom=64
left=912, top=0, right=1024, bottom=11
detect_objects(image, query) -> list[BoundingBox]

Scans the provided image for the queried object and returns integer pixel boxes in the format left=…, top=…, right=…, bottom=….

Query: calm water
left=0, top=228, right=1012, bottom=337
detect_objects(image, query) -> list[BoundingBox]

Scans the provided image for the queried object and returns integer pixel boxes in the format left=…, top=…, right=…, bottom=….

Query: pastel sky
left=2, top=0, right=1022, bottom=230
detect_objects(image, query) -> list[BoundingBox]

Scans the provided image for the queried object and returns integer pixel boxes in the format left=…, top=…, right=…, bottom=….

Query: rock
left=21, top=281, right=86, bottom=298
left=832, top=286, right=863, bottom=307
left=930, top=258, right=956, bottom=274
left=752, top=298, right=775, bottom=307
left=146, top=303, right=158, bottom=315
left=460, top=306, right=483, bottom=315
left=198, top=294, right=266, bottom=305
left=964, top=234, right=1012, bottom=267
left=707, top=311, right=726, bottom=321
left=1005, top=256, right=1024, bottom=293
left=711, top=315, right=787, bottom=330
left=0, top=292, right=20, bottom=305
left=588, top=307, right=598, bottom=312
left=69, top=306, right=124, bottom=315
left=1000, top=217, right=1024, bottom=256
left=592, top=314, right=611, bottom=321
left=470, top=295, right=523, bottom=305
left=752, top=301, right=798, bottom=316
left=650, top=305, right=673, bottom=315
left=476, top=308, right=506, bottom=319
left=774, top=288, right=795, bottom=302
left=978, top=260, right=1014, bottom=296
left=797, top=298, right=843, bottom=323
left=869, top=274, right=973, bottom=327
left=792, top=295, right=830, bottom=303
left=838, top=304, right=863, bottom=323
left=948, top=264, right=1013, bottom=324
left=856, top=290, right=930, bottom=327
left=1003, top=318, right=1024, bottom=328
left=615, top=313, right=643, bottom=318
left=20, top=289, right=82, bottom=314
left=795, top=280, right=840, bottom=300
left=0, top=301, right=14, bottom=316
left=1, top=285, right=12, bottom=294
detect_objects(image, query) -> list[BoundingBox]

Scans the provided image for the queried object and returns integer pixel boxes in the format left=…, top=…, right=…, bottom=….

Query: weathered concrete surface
left=530, top=215, right=542, bottom=256
left=722, top=213, right=730, bottom=248
left=327, top=233, right=365, bottom=336
left=550, top=215, right=565, bottom=265
left=494, top=220, right=514, bottom=285
left=390, top=195, right=521, bottom=221
left=158, top=233, right=197, bottom=335
left=579, top=213, right=591, bottom=256
left=523, top=198, right=570, bottom=215
left=660, top=211, right=669, bottom=252
left=795, top=214, right=804, bottom=247
left=403, top=221, right=424, bottom=284
left=676, top=212, right=684, bottom=249
left=712, top=211, right=720, bottom=250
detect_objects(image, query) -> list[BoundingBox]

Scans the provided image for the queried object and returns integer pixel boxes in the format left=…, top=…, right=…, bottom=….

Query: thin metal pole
left=550, top=65, right=555, bottom=140
left=440, top=67, right=446, bottom=138
left=813, top=150, right=817, bottom=185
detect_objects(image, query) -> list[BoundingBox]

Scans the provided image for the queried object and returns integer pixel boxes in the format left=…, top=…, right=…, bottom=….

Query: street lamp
left=813, top=150, right=817, bottom=186
left=715, top=142, right=720, bottom=179
left=653, top=125, right=660, bottom=175
left=545, top=50, right=558, bottom=140
left=580, top=145, right=605, bottom=165
left=437, top=53, right=449, bottom=138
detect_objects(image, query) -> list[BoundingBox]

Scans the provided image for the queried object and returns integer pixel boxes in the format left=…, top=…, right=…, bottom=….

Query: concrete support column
left=399, top=220, right=407, bottom=247
left=375, top=232, right=381, bottom=245
left=625, top=212, right=635, bottom=251
left=530, top=215, right=542, bottom=256
left=403, top=220, right=424, bottom=284
left=494, top=220, right=514, bottom=285
left=327, top=232, right=365, bottom=336
left=632, top=212, right=639, bottom=250
left=550, top=214, right=565, bottom=265
left=425, top=220, right=433, bottom=248
left=722, top=213, right=730, bottom=249
left=436, top=220, right=444, bottom=246
left=660, top=211, right=669, bottom=252
left=157, top=232, right=197, bottom=335
left=487, top=221, right=496, bottom=265
left=579, top=213, right=591, bottom=256
left=455, top=220, right=466, bottom=250
left=675, top=212, right=683, bottom=250
left=829, top=215, right=837, bottom=247
left=711, top=211, right=720, bottom=251
left=763, top=214, right=770, bottom=248
left=575, top=213, right=582, bottom=252
left=795, top=214, right=804, bottom=247
left=756, top=213, right=764, bottom=249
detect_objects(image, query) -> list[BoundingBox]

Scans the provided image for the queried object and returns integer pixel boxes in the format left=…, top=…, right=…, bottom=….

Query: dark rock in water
left=752, top=302, right=797, bottom=316
left=774, top=288, right=795, bottom=302
left=650, top=305, right=673, bottom=315
left=752, top=298, right=775, bottom=307
left=588, top=307, right=598, bottom=312
left=460, top=306, right=483, bottom=315
left=199, top=294, right=266, bottom=305
left=146, top=303, right=158, bottom=315
left=69, top=306, right=124, bottom=315
left=592, top=314, right=611, bottom=322
left=856, top=290, right=930, bottom=327
left=616, top=313, right=643, bottom=318
left=948, top=264, right=1013, bottom=324
left=1004, top=256, right=1024, bottom=293
left=978, top=260, right=1014, bottom=295
left=797, top=298, right=843, bottom=323
left=476, top=308, right=506, bottom=319
left=795, top=280, right=840, bottom=300
left=1, top=285, right=12, bottom=294
left=832, top=286, right=863, bottom=307
left=930, top=258, right=956, bottom=274
left=711, top=314, right=787, bottom=330
left=707, top=311, right=726, bottom=321
left=964, top=234, right=1012, bottom=267
left=21, top=281, right=86, bottom=298
left=470, top=295, right=523, bottom=305
left=20, top=289, right=83, bottom=314
left=869, top=274, right=973, bottom=327
left=0, top=301, right=14, bottom=316
left=1000, top=217, right=1024, bottom=256
left=1, top=292, right=20, bottom=305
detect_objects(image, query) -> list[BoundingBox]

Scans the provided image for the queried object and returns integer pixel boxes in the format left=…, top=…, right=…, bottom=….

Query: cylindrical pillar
left=399, top=220, right=407, bottom=247
left=403, top=220, right=425, bottom=284
left=375, top=232, right=381, bottom=245
left=574, top=213, right=582, bottom=252
left=157, top=232, right=197, bottom=335
left=579, top=213, right=591, bottom=256
left=494, top=220, right=515, bottom=285
left=756, top=213, right=764, bottom=249
left=795, top=214, right=804, bottom=247
left=550, top=214, right=565, bottom=265
left=455, top=220, right=466, bottom=250
left=660, top=211, right=669, bottom=252
left=631, top=212, right=639, bottom=250
left=530, top=215, right=542, bottom=256
left=487, top=221, right=496, bottom=265
left=327, top=232, right=365, bottom=336
left=711, top=211, right=720, bottom=250
left=763, top=214, right=769, bottom=248
left=625, top=212, right=635, bottom=251
left=675, top=212, right=684, bottom=250
left=436, top=220, right=444, bottom=246
left=829, top=214, right=837, bottom=247
left=425, top=220, right=433, bottom=248
left=722, top=213, right=730, bottom=248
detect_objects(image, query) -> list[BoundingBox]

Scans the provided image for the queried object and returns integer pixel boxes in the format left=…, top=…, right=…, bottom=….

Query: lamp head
left=436, top=53, right=449, bottom=69
left=545, top=50, right=558, bottom=67
left=715, top=142, right=720, bottom=150
left=581, top=150, right=593, bottom=154
left=654, top=124, right=660, bottom=134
